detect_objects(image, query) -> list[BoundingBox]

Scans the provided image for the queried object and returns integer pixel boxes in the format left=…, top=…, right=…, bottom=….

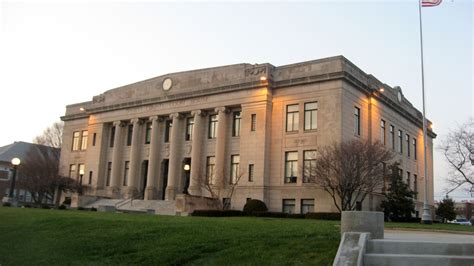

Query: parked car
left=448, top=218, right=472, bottom=226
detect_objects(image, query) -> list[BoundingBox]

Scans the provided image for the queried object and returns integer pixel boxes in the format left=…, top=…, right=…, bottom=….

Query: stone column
left=214, top=107, right=229, bottom=189
left=188, top=110, right=206, bottom=196
left=145, top=116, right=161, bottom=200
left=126, top=118, right=143, bottom=198
left=109, top=121, right=125, bottom=198
left=165, top=113, right=183, bottom=200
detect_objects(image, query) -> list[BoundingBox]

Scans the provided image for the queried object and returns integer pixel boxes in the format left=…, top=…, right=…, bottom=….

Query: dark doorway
left=161, top=159, right=169, bottom=200
left=141, top=160, right=148, bottom=199
left=182, top=158, right=191, bottom=194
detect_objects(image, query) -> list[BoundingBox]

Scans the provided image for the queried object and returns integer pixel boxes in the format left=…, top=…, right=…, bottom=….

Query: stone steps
left=364, top=240, right=474, bottom=266
left=85, top=198, right=176, bottom=215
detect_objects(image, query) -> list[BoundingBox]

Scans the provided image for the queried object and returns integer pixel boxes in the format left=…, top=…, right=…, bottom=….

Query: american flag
left=422, top=0, right=442, bottom=7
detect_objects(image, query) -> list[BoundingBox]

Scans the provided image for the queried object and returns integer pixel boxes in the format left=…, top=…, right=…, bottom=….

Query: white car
left=449, top=218, right=472, bottom=226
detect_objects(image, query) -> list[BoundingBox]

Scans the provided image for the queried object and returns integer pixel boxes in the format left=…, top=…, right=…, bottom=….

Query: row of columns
left=107, top=107, right=230, bottom=200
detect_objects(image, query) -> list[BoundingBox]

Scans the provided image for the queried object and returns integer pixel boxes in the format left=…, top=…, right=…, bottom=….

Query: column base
left=144, top=187, right=158, bottom=200
left=165, top=186, right=176, bottom=200
left=187, top=186, right=201, bottom=197
left=107, top=186, right=121, bottom=199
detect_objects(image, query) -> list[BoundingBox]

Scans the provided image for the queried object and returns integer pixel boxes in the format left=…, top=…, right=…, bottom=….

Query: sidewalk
left=385, top=229, right=474, bottom=243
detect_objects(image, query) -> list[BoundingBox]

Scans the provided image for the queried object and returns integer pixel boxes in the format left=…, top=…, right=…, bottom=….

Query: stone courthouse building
left=59, top=56, right=435, bottom=214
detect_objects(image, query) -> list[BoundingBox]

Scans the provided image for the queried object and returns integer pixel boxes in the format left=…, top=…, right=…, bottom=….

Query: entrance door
left=161, top=159, right=169, bottom=200
left=141, top=160, right=148, bottom=199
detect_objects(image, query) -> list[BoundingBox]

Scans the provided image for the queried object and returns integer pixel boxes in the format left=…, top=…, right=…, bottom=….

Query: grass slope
left=0, top=207, right=340, bottom=265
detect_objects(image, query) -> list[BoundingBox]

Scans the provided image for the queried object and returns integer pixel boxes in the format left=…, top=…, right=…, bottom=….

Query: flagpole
left=418, top=0, right=432, bottom=224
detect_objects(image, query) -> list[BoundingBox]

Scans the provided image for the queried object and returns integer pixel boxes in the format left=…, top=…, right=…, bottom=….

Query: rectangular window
left=284, top=151, right=298, bottom=183
left=106, top=162, right=112, bottom=186
left=406, top=134, right=410, bottom=157
left=251, top=114, right=257, bottom=131
left=92, top=133, right=97, bottom=146
left=390, top=125, right=395, bottom=150
left=164, top=120, right=172, bottom=143
left=127, top=124, right=133, bottom=146
left=230, top=155, right=240, bottom=184
left=354, top=107, right=360, bottom=136
left=413, top=138, right=417, bottom=160
left=282, top=199, right=296, bottom=214
left=0, top=170, right=9, bottom=180
left=286, top=104, right=299, bottom=132
left=206, top=156, right=216, bottom=185
left=185, top=117, right=194, bottom=141
left=407, top=171, right=411, bottom=189
left=301, top=199, right=315, bottom=214
left=88, top=171, right=93, bottom=185
left=232, top=111, right=241, bottom=137
left=109, top=126, right=116, bottom=148
left=398, top=130, right=403, bottom=153
left=72, top=131, right=80, bottom=151
left=81, top=130, right=88, bottom=150
left=123, top=161, right=130, bottom=186
left=304, top=102, right=318, bottom=130
left=208, top=115, right=218, bottom=139
left=380, top=120, right=386, bottom=145
left=69, top=164, right=77, bottom=179
left=145, top=122, right=152, bottom=144
left=414, top=174, right=418, bottom=199
left=303, top=150, right=317, bottom=183
left=248, top=164, right=254, bottom=182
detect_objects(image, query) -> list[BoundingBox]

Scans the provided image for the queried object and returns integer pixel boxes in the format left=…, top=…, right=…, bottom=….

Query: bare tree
left=439, top=118, right=474, bottom=191
left=306, top=140, right=394, bottom=212
left=33, top=121, right=63, bottom=149
left=200, top=171, right=245, bottom=210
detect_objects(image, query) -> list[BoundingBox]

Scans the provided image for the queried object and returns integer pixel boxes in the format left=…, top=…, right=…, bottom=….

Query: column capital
left=149, top=115, right=159, bottom=122
left=215, top=107, right=229, bottom=114
left=130, top=118, right=144, bottom=125
left=191, top=110, right=207, bottom=117
left=169, top=113, right=183, bottom=120
left=113, top=121, right=126, bottom=127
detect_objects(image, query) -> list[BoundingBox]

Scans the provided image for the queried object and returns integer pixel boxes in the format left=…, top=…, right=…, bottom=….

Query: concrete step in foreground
left=364, top=253, right=474, bottom=266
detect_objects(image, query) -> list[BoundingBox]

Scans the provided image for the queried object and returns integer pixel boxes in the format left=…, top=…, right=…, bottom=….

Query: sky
left=0, top=0, right=472, bottom=200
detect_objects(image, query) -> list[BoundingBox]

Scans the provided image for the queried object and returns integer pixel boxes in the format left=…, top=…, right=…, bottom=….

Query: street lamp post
left=79, top=169, right=84, bottom=195
left=183, top=164, right=190, bottom=194
left=2, top=158, right=21, bottom=206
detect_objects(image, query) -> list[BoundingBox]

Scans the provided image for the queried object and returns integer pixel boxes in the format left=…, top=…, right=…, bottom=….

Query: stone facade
left=59, top=56, right=436, bottom=214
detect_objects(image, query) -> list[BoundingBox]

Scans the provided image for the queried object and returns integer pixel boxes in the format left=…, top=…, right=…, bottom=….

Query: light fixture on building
left=79, top=107, right=86, bottom=112
left=379, top=87, right=384, bottom=92
left=429, top=123, right=434, bottom=130
left=260, top=76, right=267, bottom=81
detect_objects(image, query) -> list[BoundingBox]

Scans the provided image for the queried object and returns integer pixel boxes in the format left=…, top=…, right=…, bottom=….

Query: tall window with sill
left=412, top=138, right=417, bottom=160
left=127, top=124, right=133, bottom=146
left=248, top=164, right=254, bottom=182
left=69, top=164, right=77, bottom=179
left=304, top=102, right=317, bottom=131
left=301, top=199, right=315, bottom=214
left=109, top=126, right=115, bottom=147
left=145, top=122, right=152, bottom=144
left=286, top=104, right=299, bottom=132
left=209, top=114, right=218, bottom=139
left=406, top=134, right=410, bottom=157
left=282, top=199, right=296, bottom=214
left=390, top=125, right=395, bottom=150
left=303, top=150, right=316, bottom=183
left=230, top=155, right=240, bottom=184
left=354, top=107, right=360, bottom=136
left=380, top=120, right=386, bottom=145
left=186, top=117, right=194, bottom=141
left=206, top=156, right=216, bottom=185
left=232, top=111, right=241, bottom=137
left=81, top=130, right=88, bottom=150
left=72, top=131, right=80, bottom=151
left=284, top=151, right=298, bottom=183
left=123, top=161, right=130, bottom=186
left=88, top=171, right=93, bottom=185
left=106, top=162, right=112, bottom=186
left=398, top=130, right=403, bottom=153
left=251, top=114, right=256, bottom=131
left=92, top=133, right=97, bottom=146
left=164, top=120, right=172, bottom=143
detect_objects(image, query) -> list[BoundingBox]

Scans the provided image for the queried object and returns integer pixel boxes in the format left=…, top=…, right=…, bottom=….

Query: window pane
left=288, top=104, right=298, bottom=112
left=81, top=131, right=88, bottom=150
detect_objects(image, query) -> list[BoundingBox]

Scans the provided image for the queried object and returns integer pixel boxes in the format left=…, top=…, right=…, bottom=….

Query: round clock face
left=397, top=91, right=402, bottom=103
left=162, top=78, right=173, bottom=91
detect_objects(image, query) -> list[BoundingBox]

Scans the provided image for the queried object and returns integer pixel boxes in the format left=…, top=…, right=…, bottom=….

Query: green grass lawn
left=0, top=207, right=340, bottom=265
